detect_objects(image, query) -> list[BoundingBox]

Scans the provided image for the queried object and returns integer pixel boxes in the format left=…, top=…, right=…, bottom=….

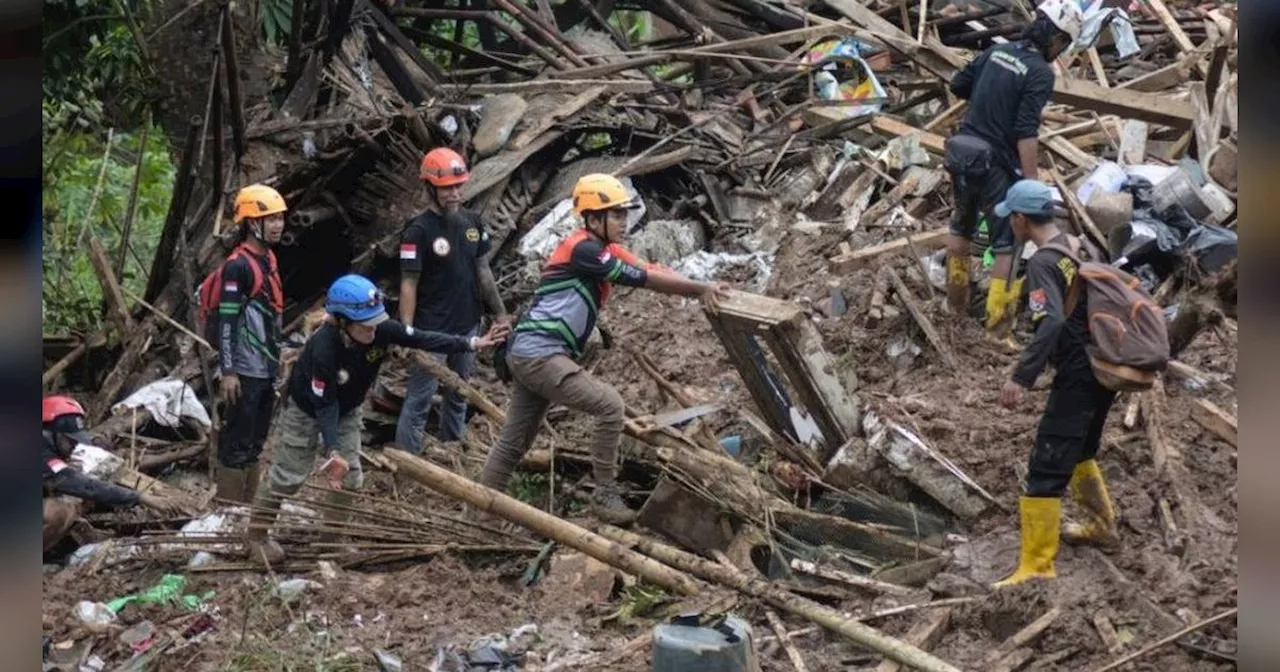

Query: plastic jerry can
left=652, top=612, right=760, bottom=672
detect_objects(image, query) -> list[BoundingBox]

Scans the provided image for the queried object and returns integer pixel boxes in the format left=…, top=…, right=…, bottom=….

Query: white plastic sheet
left=1076, top=1, right=1140, bottom=59
left=70, top=444, right=123, bottom=480
left=111, top=378, right=211, bottom=428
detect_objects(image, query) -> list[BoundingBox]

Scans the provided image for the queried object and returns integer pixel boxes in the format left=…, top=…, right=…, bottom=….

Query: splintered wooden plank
left=464, top=130, right=565, bottom=198
left=829, top=228, right=949, bottom=274
left=883, top=267, right=956, bottom=371
left=1052, top=77, right=1194, bottom=129
left=509, top=85, right=607, bottom=151
left=764, top=318, right=861, bottom=456
left=713, top=288, right=807, bottom=329
left=706, top=318, right=795, bottom=442
left=871, top=116, right=947, bottom=154
left=874, top=608, right=953, bottom=672
left=1190, top=398, right=1237, bottom=446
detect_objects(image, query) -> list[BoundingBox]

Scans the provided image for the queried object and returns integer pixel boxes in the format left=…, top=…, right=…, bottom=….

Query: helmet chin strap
left=250, top=220, right=265, bottom=242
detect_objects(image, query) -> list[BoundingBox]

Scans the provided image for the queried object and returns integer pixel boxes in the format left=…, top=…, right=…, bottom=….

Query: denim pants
left=395, top=325, right=477, bottom=452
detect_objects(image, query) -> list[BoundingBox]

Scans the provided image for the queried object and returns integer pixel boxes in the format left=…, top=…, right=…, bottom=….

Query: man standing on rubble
left=395, top=147, right=509, bottom=453
left=209, top=184, right=287, bottom=503
left=942, top=0, right=1082, bottom=341
left=42, top=396, right=184, bottom=553
left=476, top=173, right=730, bottom=525
left=992, top=180, right=1118, bottom=588
left=246, top=274, right=506, bottom=565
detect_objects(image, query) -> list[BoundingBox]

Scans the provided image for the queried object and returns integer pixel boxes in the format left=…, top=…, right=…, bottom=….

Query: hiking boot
left=591, top=483, right=637, bottom=526
left=992, top=496, right=1061, bottom=589
left=1062, top=459, right=1119, bottom=547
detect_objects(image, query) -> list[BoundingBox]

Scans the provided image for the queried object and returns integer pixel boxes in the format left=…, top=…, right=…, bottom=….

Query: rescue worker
left=42, top=396, right=184, bottom=552
left=245, top=274, right=505, bottom=565
left=993, top=180, right=1118, bottom=588
left=213, top=184, right=287, bottom=503
left=942, top=0, right=1082, bottom=340
left=395, top=148, right=509, bottom=452
left=477, top=174, right=730, bottom=525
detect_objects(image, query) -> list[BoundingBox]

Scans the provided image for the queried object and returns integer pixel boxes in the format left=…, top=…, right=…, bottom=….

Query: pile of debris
left=43, top=0, right=1237, bottom=669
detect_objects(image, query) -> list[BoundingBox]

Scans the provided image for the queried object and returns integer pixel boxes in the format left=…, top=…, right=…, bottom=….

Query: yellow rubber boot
left=946, top=253, right=971, bottom=315
left=992, top=496, right=1062, bottom=589
left=1062, top=459, right=1119, bottom=546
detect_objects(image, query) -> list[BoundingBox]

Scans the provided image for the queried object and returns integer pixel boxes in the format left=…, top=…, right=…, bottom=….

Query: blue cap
left=994, top=179, right=1056, bottom=219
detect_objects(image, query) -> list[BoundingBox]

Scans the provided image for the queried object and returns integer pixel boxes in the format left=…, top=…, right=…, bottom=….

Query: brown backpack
left=1039, top=239, right=1170, bottom=392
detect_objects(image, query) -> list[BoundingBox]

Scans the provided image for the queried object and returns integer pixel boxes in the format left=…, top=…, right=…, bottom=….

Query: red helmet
left=43, top=395, right=94, bottom=446
left=43, top=395, right=86, bottom=424
left=420, top=147, right=469, bottom=187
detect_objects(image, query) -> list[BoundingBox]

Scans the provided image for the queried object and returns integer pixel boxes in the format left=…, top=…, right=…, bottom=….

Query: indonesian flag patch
left=1028, top=288, right=1047, bottom=313
left=311, top=378, right=326, bottom=397
left=598, top=250, right=613, bottom=264
left=223, top=280, right=239, bottom=293
left=399, top=243, right=418, bottom=260
left=47, top=458, right=68, bottom=474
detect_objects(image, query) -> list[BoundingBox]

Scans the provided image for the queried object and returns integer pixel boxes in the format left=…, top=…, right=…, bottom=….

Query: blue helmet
left=325, top=274, right=389, bottom=325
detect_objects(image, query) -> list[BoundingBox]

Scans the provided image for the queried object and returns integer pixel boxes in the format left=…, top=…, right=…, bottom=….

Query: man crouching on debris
left=477, top=173, right=730, bottom=525
left=43, top=396, right=185, bottom=553
left=992, top=180, right=1118, bottom=589
left=246, top=274, right=506, bottom=565
left=942, top=0, right=1081, bottom=343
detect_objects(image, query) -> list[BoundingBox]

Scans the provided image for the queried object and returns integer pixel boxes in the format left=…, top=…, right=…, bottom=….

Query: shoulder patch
left=47, top=458, right=68, bottom=474
left=598, top=250, right=613, bottom=263
left=1028, top=288, right=1047, bottom=313
left=399, top=243, right=417, bottom=260
left=311, top=378, right=326, bottom=397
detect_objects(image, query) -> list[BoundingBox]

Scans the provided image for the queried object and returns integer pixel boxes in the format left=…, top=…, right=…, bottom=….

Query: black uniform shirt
left=949, top=41, right=1055, bottom=177
left=398, top=209, right=492, bottom=335
left=287, top=319, right=473, bottom=448
left=1012, top=233, right=1093, bottom=387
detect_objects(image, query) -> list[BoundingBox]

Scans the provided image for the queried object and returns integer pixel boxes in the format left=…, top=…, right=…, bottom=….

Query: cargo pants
left=478, top=354, right=624, bottom=492
left=1025, top=362, right=1117, bottom=497
left=261, top=398, right=364, bottom=498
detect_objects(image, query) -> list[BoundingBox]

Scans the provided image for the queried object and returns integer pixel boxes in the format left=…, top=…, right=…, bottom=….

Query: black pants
left=218, top=374, right=275, bottom=469
left=1025, top=364, right=1117, bottom=497
left=944, top=134, right=1016, bottom=255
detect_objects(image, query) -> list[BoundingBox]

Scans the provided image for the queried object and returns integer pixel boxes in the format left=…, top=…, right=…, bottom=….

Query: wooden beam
left=1143, top=0, right=1207, bottom=78
left=1189, top=399, right=1236, bottom=446
left=884, top=267, right=956, bottom=371
left=1052, top=77, right=1194, bottom=129
left=830, top=228, right=949, bottom=274
left=874, top=608, right=952, bottom=672
left=86, top=235, right=134, bottom=335
left=870, top=116, right=947, bottom=154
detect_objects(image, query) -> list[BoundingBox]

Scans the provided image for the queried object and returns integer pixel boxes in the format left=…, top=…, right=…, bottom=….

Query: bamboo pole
left=598, top=526, right=963, bottom=672
left=383, top=448, right=701, bottom=596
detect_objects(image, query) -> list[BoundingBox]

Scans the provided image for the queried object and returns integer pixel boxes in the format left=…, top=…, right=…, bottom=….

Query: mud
left=42, top=222, right=1235, bottom=670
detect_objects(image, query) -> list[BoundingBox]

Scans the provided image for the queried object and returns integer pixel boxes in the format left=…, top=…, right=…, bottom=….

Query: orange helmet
left=420, top=147, right=469, bottom=187
left=572, top=174, right=639, bottom=216
left=233, top=184, right=288, bottom=223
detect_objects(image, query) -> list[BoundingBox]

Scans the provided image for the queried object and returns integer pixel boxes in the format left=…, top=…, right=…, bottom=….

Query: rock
left=472, top=94, right=527, bottom=157
left=274, top=578, right=323, bottom=602
left=627, top=219, right=705, bottom=266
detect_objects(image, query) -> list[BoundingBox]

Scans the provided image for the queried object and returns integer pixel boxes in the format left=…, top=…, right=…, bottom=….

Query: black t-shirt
left=398, top=209, right=492, bottom=334
left=949, top=41, right=1055, bottom=178
left=286, top=319, right=472, bottom=445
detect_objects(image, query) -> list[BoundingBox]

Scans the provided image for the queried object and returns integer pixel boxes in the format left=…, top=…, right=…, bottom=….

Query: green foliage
left=44, top=0, right=156, bottom=134
left=609, top=10, right=652, bottom=42
left=417, top=16, right=484, bottom=68
left=260, top=0, right=293, bottom=46
left=42, top=125, right=176, bottom=334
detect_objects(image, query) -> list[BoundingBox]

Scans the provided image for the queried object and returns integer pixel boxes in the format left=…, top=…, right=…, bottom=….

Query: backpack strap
left=1037, top=239, right=1085, bottom=316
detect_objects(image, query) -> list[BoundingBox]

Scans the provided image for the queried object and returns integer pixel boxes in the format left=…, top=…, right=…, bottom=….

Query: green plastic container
left=652, top=612, right=756, bottom=672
